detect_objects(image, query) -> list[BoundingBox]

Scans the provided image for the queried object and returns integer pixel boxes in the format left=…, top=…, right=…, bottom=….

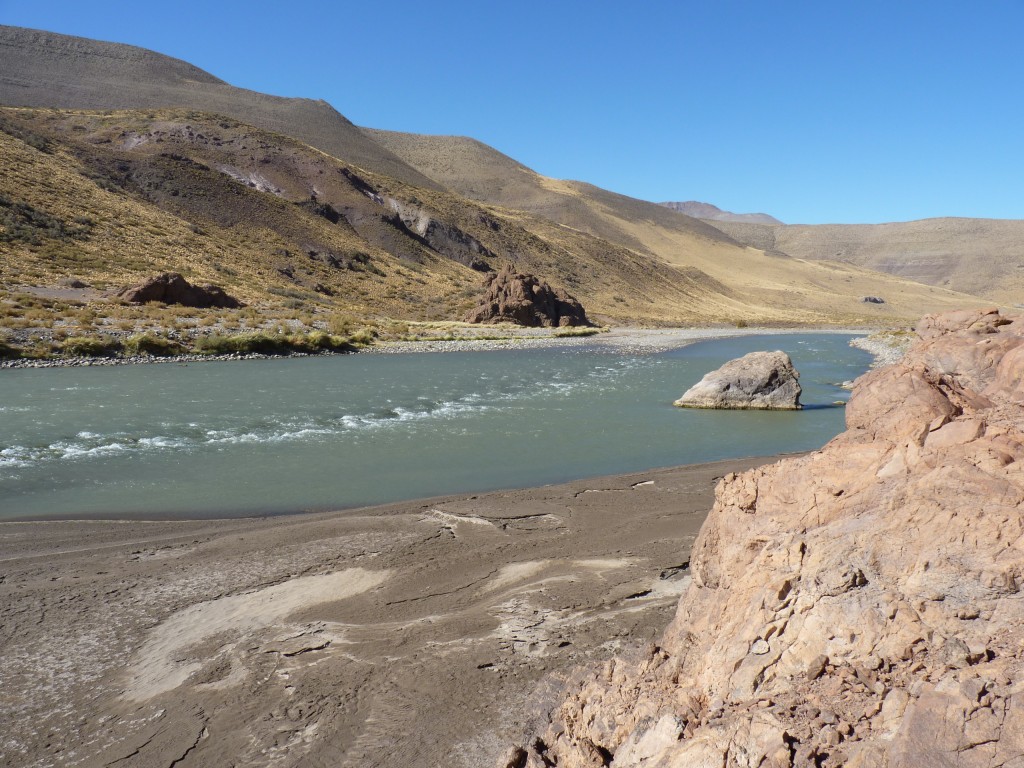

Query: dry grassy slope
left=366, top=128, right=987, bottom=324
left=0, top=109, right=477, bottom=319
left=1, top=107, right=780, bottom=325
left=705, top=218, right=1024, bottom=304
left=0, top=25, right=441, bottom=191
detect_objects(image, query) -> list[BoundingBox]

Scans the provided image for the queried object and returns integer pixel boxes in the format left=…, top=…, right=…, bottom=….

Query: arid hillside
left=0, top=25, right=992, bottom=335
left=364, top=128, right=983, bottom=324
left=704, top=217, right=1024, bottom=304
left=0, top=25, right=439, bottom=190
left=3, top=106, right=745, bottom=326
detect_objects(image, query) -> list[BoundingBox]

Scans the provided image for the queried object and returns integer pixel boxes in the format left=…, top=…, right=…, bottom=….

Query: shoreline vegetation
left=0, top=323, right=899, bottom=369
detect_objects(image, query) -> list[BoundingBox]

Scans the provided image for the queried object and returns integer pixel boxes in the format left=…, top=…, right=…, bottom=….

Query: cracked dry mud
left=0, top=456, right=770, bottom=768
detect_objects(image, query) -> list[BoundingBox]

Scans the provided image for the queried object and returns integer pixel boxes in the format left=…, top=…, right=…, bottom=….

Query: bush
left=194, top=331, right=355, bottom=356
left=60, top=336, right=123, bottom=357
left=348, top=327, right=378, bottom=346
left=124, top=333, right=185, bottom=356
left=194, top=333, right=286, bottom=356
left=286, top=330, right=352, bottom=353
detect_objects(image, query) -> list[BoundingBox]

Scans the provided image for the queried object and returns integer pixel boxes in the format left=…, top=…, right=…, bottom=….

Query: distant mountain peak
left=660, top=200, right=783, bottom=225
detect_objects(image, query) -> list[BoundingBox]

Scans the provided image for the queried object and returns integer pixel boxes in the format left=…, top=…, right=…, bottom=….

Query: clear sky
left=2, top=0, right=1022, bottom=224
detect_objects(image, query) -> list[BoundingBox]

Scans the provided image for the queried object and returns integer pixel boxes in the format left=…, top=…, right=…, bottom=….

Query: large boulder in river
left=464, top=265, right=589, bottom=327
left=116, top=273, right=243, bottom=309
left=674, top=350, right=801, bottom=409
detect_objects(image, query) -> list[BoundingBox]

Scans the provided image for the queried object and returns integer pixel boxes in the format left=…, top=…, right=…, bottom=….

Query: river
left=0, top=333, right=871, bottom=520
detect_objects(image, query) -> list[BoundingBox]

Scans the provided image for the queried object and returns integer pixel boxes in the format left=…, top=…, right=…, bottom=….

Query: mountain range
left=0, top=25, right=1009, bottom=327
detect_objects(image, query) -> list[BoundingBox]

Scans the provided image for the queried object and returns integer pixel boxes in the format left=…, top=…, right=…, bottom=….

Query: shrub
left=60, top=336, right=123, bottom=357
left=348, top=327, right=378, bottom=346
left=195, top=331, right=353, bottom=356
left=553, top=327, right=600, bottom=337
left=194, top=333, right=286, bottom=355
left=124, top=333, right=185, bottom=356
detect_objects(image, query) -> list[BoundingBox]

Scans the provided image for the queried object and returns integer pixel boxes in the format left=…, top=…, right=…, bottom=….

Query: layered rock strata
left=674, top=350, right=802, bottom=410
left=511, top=308, right=1024, bottom=767
left=465, top=265, right=590, bottom=327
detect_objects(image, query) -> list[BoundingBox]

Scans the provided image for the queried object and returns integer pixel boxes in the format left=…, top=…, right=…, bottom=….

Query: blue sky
left=2, top=1, right=1022, bottom=224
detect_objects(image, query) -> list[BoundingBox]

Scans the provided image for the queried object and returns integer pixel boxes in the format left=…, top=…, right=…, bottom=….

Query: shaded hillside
left=0, top=25, right=440, bottom=190
left=660, top=200, right=782, bottom=224
left=705, top=217, right=1024, bottom=304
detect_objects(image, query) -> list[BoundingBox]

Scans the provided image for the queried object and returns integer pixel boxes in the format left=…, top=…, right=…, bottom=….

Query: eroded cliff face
left=512, top=308, right=1024, bottom=768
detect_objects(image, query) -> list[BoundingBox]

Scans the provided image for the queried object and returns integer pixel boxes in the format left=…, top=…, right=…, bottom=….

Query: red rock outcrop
left=511, top=308, right=1024, bottom=767
left=465, top=265, right=590, bottom=327
left=116, top=272, right=243, bottom=308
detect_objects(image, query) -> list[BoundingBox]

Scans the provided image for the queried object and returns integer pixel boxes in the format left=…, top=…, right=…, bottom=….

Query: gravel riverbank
left=0, top=326, right=880, bottom=369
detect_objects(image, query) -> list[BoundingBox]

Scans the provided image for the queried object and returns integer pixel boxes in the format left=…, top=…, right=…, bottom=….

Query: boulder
left=861, top=295, right=886, bottom=304
left=464, top=265, right=589, bottom=327
left=116, top=273, right=243, bottom=309
left=674, top=350, right=801, bottom=410
left=511, top=308, right=1024, bottom=767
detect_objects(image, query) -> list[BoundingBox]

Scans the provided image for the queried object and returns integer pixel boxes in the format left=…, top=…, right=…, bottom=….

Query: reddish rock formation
left=465, top=265, right=589, bottom=327
left=116, top=272, right=243, bottom=308
left=512, top=308, right=1024, bottom=767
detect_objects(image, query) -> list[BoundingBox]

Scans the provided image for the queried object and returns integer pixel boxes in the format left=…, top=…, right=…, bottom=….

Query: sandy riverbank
left=0, top=455, right=777, bottom=768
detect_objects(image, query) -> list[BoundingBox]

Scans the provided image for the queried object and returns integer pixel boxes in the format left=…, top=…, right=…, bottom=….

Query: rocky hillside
left=706, top=217, right=1024, bottom=305
left=659, top=200, right=782, bottom=224
left=513, top=307, right=1024, bottom=767
left=0, top=25, right=438, bottom=190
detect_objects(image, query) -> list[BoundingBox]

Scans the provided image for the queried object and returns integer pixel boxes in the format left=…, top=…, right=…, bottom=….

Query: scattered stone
left=673, top=350, right=801, bottom=409
left=115, top=272, right=243, bottom=308
left=464, top=265, right=589, bottom=327
left=805, top=654, right=829, bottom=681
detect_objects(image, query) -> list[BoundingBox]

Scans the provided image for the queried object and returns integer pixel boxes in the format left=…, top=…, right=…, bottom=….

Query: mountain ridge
left=0, top=25, right=442, bottom=191
left=659, top=200, right=782, bottom=224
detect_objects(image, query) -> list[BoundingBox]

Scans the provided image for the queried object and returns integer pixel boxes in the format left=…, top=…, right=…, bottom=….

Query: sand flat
left=0, top=455, right=776, bottom=768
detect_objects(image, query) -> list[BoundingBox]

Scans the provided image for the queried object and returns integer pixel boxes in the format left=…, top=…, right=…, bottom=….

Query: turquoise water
left=0, top=334, right=870, bottom=520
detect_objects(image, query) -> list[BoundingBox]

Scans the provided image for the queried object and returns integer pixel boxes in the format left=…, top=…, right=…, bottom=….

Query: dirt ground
left=0, top=455, right=775, bottom=768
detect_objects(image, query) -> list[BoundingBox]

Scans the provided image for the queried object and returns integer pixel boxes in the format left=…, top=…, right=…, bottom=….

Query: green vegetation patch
left=194, top=331, right=355, bottom=356
left=60, top=336, right=123, bottom=357
left=123, top=333, right=186, bottom=356
left=553, top=327, right=600, bottom=337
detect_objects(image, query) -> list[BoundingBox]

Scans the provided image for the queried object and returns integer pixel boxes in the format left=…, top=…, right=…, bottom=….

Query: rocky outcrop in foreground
left=511, top=308, right=1024, bottom=767
left=465, top=265, right=589, bottom=327
left=116, top=272, right=243, bottom=308
left=674, top=350, right=802, bottom=410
